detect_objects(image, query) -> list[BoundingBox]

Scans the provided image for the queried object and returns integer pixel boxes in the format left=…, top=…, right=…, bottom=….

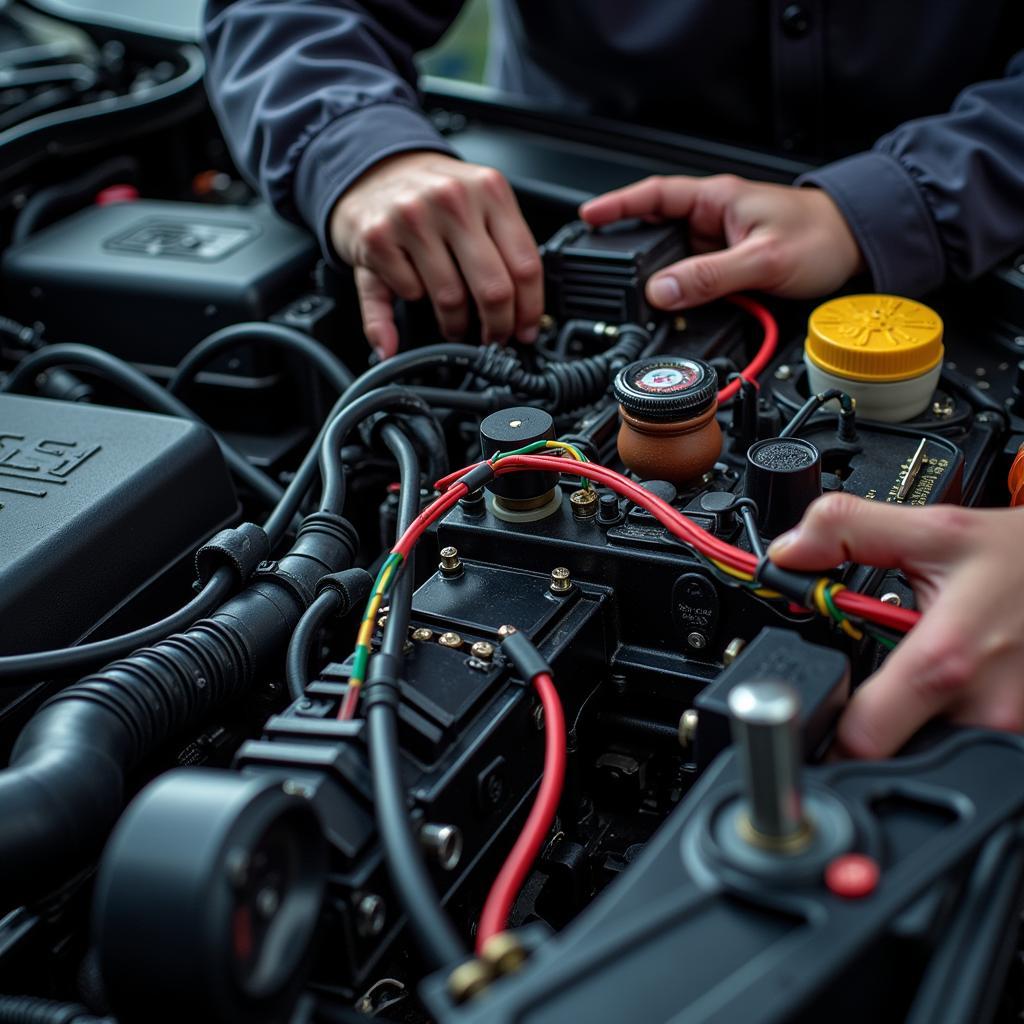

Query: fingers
left=401, top=234, right=470, bottom=341
left=354, top=267, right=400, bottom=359
left=579, top=175, right=702, bottom=226
left=767, top=494, right=973, bottom=572
left=445, top=223, right=516, bottom=344
left=486, top=205, right=543, bottom=342
left=644, top=234, right=782, bottom=310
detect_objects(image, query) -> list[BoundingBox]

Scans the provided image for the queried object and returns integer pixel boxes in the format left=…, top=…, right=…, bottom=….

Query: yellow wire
left=543, top=440, right=586, bottom=462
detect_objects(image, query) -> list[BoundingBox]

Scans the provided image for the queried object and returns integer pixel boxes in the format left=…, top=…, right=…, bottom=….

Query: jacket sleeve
left=799, top=51, right=1024, bottom=297
left=202, top=0, right=464, bottom=260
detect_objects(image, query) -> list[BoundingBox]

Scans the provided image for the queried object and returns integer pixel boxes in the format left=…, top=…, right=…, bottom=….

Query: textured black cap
left=613, top=357, right=718, bottom=422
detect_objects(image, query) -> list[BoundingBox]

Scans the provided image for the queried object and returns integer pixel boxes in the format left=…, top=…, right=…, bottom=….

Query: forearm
left=202, top=0, right=461, bottom=246
left=801, top=51, right=1024, bottom=296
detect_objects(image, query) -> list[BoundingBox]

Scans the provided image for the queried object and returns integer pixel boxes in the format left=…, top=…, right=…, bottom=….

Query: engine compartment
left=2, top=6, right=1024, bottom=1024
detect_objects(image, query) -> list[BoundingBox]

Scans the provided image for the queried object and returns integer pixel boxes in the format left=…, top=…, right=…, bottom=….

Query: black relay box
left=0, top=394, right=238, bottom=656
left=1, top=200, right=317, bottom=371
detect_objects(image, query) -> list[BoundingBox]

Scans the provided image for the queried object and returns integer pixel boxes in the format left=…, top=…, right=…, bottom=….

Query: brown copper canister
left=613, top=357, right=722, bottom=485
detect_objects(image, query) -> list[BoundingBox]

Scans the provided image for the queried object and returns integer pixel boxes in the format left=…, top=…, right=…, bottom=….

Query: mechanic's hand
left=768, top=494, right=1024, bottom=759
left=579, top=175, right=864, bottom=309
left=330, top=151, right=543, bottom=358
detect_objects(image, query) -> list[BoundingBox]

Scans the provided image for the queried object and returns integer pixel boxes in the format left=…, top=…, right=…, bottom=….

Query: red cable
left=719, top=294, right=777, bottom=402
left=476, top=670, right=565, bottom=952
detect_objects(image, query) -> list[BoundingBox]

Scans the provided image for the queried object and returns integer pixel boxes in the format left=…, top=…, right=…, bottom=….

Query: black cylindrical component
left=479, top=406, right=557, bottom=503
left=94, top=769, right=327, bottom=1024
left=0, top=512, right=356, bottom=904
left=744, top=436, right=822, bottom=538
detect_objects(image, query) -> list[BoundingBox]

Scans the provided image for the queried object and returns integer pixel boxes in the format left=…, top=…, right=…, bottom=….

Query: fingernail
left=517, top=326, right=539, bottom=343
left=767, top=528, right=800, bottom=557
left=372, top=344, right=387, bottom=362
left=649, top=276, right=681, bottom=307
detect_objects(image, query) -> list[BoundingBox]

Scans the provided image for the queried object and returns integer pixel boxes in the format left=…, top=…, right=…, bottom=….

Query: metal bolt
left=569, top=488, right=598, bottom=520
left=377, top=613, right=388, bottom=629
left=282, top=779, right=311, bottom=798
left=678, top=708, right=699, bottom=748
left=723, top=637, right=746, bottom=667
left=774, top=365, right=793, bottom=381
left=419, top=823, right=463, bottom=871
left=687, top=631, right=707, bottom=650
left=439, top=546, right=463, bottom=577
left=880, top=592, right=902, bottom=606
left=356, top=893, right=386, bottom=937
left=447, top=959, right=494, bottom=1004
left=256, top=887, right=280, bottom=919
left=438, top=631, right=463, bottom=649
left=931, top=396, right=955, bottom=418
left=550, top=566, right=572, bottom=593
left=497, top=624, right=517, bottom=638
left=470, top=640, right=495, bottom=661
left=411, top=627, right=434, bottom=642
left=538, top=313, right=555, bottom=332
left=480, top=932, right=529, bottom=976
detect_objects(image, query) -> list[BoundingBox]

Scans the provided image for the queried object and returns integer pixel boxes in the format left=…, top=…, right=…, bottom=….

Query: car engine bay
left=2, top=5, right=1024, bottom=1024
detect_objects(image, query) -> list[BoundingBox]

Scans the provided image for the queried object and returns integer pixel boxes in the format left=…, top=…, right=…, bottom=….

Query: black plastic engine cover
left=0, top=393, right=238, bottom=654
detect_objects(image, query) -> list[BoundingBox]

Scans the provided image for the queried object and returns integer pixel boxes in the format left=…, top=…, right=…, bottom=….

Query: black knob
left=744, top=437, right=822, bottom=538
left=613, top=357, right=718, bottom=423
left=479, top=406, right=557, bottom=502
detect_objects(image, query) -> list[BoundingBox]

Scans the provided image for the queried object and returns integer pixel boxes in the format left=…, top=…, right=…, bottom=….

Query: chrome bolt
left=497, top=624, right=518, bottom=638
left=687, top=631, right=707, bottom=650
left=411, top=627, right=434, bottom=642
left=880, top=592, right=902, bottom=606
left=419, top=823, right=463, bottom=871
left=356, top=893, right=386, bottom=938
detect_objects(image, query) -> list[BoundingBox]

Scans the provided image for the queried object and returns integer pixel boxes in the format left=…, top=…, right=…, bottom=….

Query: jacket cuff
left=797, top=151, right=946, bottom=297
left=294, top=103, right=457, bottom=267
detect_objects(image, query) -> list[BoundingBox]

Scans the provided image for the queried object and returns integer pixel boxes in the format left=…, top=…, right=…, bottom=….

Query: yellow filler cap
left=805, top=294, right=943, bottom=383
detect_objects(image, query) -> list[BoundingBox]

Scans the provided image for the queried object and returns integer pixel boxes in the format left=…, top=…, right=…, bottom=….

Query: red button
left=95, top=184, right=139, bottom=206
left=825, top=853, right=879, bottom=899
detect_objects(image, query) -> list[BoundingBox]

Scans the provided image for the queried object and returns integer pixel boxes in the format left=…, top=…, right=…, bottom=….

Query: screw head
left=356, top=894, right=386, bottom=937
left=774, top=365, right=793, bottom=381
left=470, top=640, right=495, bottom=660
left=569, top=488, right=598, bottom=520
left=411, top=627, right=434, bottom=642
left=550, top=566, right=572, bottom=593
left=687, top=631, right=707, bottom=650
left=497, top=624, right=517, bottom=638
left=678, top=708, right=699, bottom=747
left=880, top=592, right=902, bottom=606
left=438, top=631, right=463, bottom=649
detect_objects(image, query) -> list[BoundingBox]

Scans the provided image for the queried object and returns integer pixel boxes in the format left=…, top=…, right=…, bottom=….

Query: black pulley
left=93, top=769, right=327, bottom=1024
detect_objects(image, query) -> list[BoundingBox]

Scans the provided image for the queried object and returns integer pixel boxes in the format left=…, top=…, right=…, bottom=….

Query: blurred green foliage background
left=418, top=0, right=491, bottom=82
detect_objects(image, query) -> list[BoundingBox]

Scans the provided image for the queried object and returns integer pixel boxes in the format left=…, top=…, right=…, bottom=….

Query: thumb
left=645, top=236, right=775, bottom=310
left=767, top=494, right=965, bottom=572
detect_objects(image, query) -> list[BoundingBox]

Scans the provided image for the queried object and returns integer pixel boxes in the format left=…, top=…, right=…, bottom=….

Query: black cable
left=167, top=321, right=354, bottom=398
left=779, top=388, right=857, bottom=441
left=366, top=424, right=467, bottom=970
left=736, top=502, right=765, bottom=560
left=285, top=589, right=342, bottom=702
left=0, top=567, right=235, bottom=682
left=0, top=995, right=110, bottom=1023
left=315, top=387, right=439, bottom=520
left=11, top=155, right=137, bottom=244
left=1, top=344, right=283, bottom=508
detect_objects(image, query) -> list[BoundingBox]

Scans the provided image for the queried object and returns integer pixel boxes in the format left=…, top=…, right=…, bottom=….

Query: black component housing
left=478, top=406, right=557, bottom=501
left=2, top=201, right=317, bottom=370
left=613, top=356, right=718, bottom=422
left=744, top=436, right=823, bottom=538
left=694, top=627, right=850, bottom=768
left=542, top=220, right=689, bottom=325
left=0, top=393, right=238, bottom=655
